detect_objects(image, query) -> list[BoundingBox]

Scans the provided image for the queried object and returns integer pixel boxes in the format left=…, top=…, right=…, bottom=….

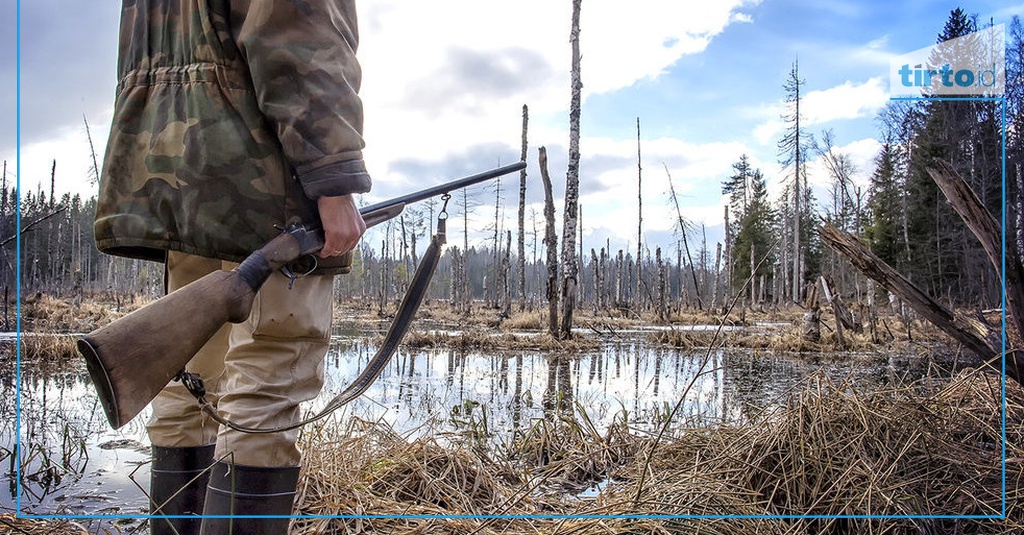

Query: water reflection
left=1, top=360, right=151, bottom=523
left=3, top=335, right=953, bottom=523
left=316, top=339, right=939, bottom=450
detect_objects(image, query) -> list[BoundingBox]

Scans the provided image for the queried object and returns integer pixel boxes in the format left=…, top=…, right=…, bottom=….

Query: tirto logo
left=890, top=25, right=1004, bottom=97
left=897, top=63, right=1000, bottom=90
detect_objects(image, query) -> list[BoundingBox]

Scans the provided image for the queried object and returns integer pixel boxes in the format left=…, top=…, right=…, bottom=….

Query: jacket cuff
left=298, top=158, right=372, bottom=199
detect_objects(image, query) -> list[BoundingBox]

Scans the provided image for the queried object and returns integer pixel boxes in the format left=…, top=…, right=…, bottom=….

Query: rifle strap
left=181, top=210, right=449, bottom=435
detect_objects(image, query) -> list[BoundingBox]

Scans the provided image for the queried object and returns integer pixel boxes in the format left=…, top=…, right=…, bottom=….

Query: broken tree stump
left=802, top=280, right=821, bottom=343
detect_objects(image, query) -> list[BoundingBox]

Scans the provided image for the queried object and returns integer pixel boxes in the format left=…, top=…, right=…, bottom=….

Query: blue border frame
left=11, top=6, right=1010, bottom=525
left=889, top=95, right=1010, bottom=520
left=15, top=0, right=23, bottom=519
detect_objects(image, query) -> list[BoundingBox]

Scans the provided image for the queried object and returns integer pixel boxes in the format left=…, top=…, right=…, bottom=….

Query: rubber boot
left=149, top=444, right=216, bottom=535
left=199, top=461, right=301, bottom=535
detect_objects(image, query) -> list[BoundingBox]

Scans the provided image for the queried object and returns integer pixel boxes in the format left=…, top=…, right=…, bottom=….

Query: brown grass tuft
left=0, top=513, right=87, bottom=535
left=19, top=293, right=144, bottom=333
left=293, top=370, right=1024, bottom=534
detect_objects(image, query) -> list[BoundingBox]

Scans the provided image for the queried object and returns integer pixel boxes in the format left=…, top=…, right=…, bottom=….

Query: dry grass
left=400, top=329, right=599, bottom=352
left=0, top=513, right=87, bottom=535
left=500, top=310, right=544, bottom=330
left=0, top=334, right=81, bottom=374
left=292, top=370, right=1023, bottom=534
left=18, top=293, right=145, bottom=333
left=649, top=316, right=934, bottom=355
left=15, top=334, right=81, bottom=370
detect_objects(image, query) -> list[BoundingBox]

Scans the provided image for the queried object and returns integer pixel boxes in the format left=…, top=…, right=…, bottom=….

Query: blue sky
left=2, top=1, right=1022, bottom=258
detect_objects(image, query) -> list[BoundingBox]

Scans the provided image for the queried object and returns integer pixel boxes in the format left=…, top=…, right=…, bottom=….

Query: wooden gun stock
left=78, top=225, right=319, bottom=429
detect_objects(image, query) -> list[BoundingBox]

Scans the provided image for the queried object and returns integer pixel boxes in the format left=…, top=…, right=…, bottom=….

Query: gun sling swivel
left=179, top=209, right=449, bottom=434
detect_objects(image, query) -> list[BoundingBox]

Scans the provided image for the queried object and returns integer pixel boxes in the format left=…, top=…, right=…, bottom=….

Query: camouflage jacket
left=95, top=0, right=371, bottom=273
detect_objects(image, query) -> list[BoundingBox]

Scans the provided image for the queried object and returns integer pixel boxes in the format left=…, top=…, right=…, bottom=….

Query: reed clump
left=651, top=321, right=910, bottom=354
left=294, top=369, right=1023, bottom=534
left=0, top=334, right=80, bottom=371
left=18, top=334, right=80, bottom=369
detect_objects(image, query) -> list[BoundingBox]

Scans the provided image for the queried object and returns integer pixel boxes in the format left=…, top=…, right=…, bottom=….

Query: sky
left=2, top=0, right=1023, bottom=259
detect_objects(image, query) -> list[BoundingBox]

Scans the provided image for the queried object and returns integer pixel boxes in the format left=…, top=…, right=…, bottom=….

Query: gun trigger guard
left=281, top=255, right=318, bottom=290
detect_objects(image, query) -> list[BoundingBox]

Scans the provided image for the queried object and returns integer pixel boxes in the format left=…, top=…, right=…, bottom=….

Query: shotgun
left=78, top=161, right=526, bottom=429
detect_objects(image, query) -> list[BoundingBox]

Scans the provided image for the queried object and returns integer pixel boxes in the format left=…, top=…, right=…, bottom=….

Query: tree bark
left=636, top=117, right=643, bottom=310
left=801, top=280, right=821, bottom=342
left=559, top=0, right=583, bottom=339
left=539, top=147, right=559, bottom=337
left=518, top=105, right=529, bottom=312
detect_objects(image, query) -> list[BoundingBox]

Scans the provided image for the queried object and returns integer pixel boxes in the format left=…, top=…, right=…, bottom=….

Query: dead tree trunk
left=665, top=164, right=704, bottom=310
left=559, top=0, right=583, bottom=340
left=636, top=117, right=644, bottom=311
left=820, top=276, right=845, bottom=348
left=539, top=147, right=559, bottom=337
left=711, top=242, right=722, bottom=311
left=518, top=104, right=529, bottom=312
left=614, top=249, right=624, bottom=307
left=653, top=247, right=662, bottom=320
left=822, top=275, right=860, bottom=333
left=802, top=280, right=821, bottom=342
left=501, top=230, right=512, bottom=317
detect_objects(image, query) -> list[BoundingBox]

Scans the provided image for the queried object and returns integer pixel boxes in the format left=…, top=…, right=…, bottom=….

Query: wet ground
left=1, top=323, right=962, bottom=532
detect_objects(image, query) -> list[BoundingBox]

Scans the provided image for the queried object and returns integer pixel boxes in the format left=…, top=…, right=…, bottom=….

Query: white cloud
left=752, top=77, right=887, bottom=146
left=2, top=114, right=110, bottom=199
left=581, top=1, right=759, bottom=94
left=803, top=77, right=889, bottom=124
left=565, top=136, right=750, bottom=248
left=357, top=1, right=758, bottom=180
left=848, top=35, right=894, bottom=66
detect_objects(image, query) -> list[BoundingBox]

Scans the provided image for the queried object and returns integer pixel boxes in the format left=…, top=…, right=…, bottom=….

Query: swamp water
left=1, top=325, right=958, bottom=530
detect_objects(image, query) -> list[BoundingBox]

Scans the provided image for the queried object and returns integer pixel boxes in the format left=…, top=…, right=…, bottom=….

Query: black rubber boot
left=198, top=461, right=301, bottom=535
left=149, top=444, right=216, bottom=535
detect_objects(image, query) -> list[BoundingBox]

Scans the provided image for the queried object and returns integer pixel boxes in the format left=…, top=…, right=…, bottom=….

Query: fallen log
left=818, top=223, right=1021, bottom=383
left=926, top=159, right=1024, bottom=341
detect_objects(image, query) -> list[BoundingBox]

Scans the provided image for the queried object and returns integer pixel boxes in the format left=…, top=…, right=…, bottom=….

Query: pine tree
left=778, top=59, right=810, bottom=302
left=721, top=154, right=753, bottom=220
left=901, top=9, right=1002, bottom=304
left=724, top=159, right=775, bottom=297
left=865, top=142, right=903, bottom=267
